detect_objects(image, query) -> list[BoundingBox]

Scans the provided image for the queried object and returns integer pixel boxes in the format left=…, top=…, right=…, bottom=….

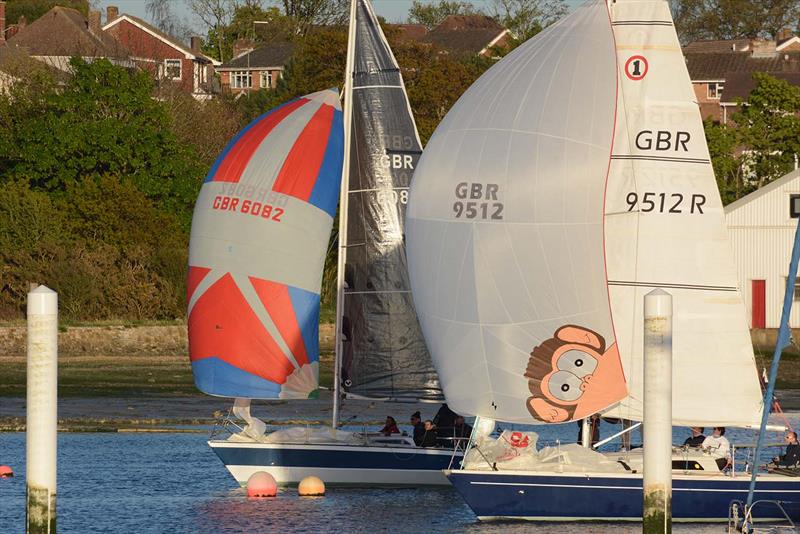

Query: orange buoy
left=246, top=471, right=277, bottom=498
left=298, top=476, right=325, bottom=496
left=0, top=465, right=13, bottom=478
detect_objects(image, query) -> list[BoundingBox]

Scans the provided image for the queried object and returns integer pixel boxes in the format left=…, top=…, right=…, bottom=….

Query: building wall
left=725, top=170, right=800, bottom=328
left=219, top=68, right=282, bottom=93
left=692, top=82, right=722, bottom=121
left=105, top=19, right=199, bottom=94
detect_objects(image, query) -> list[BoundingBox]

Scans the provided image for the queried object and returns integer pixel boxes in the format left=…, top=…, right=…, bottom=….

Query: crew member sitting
left=410, top=411, right=425, bottom=446
left=683, top=427, right=705, bottom=447
left=702, top=426, right=731, bottom=471
left=773, top=431, right=800, bottom=467
left=420, top=420, right=438, bottom=448
left=379, top=416, right=399, bottom=436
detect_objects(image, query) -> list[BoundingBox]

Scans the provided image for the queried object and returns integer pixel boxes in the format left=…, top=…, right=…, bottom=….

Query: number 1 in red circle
left=625, top=55, right=648, bottom=80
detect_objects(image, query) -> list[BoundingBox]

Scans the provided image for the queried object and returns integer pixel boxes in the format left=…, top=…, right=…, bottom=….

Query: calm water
left=1, top=419, right=797, bottom=533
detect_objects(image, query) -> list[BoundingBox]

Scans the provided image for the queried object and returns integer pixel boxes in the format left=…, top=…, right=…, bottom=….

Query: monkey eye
left=547, top=371, right=583, bottom=402
left=556, top=349, right=598, bottom=378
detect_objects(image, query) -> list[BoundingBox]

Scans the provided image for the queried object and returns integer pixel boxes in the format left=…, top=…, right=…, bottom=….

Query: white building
left=725, top=168, right=800, bottom=328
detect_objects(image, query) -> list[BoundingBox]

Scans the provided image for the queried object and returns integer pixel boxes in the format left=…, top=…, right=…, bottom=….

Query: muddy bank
left=0, top=323, right=336, bottom=356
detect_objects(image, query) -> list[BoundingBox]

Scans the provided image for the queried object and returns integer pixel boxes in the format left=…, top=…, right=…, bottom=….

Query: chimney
left=191, top=36, right=202, bottom=53
left=0, top=1, right=6, bottom=44
left=777, top=28, right=794, bottom=43
left=88, top=10, right=101, bottom=35
left=232, top=39, right=255, bottom=59
left=107, top=6, right=119, bottom=24
left=18, top=15, right=26, bottom=28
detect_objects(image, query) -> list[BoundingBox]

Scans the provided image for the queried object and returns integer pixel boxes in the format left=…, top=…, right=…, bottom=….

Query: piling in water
left=27, top=286, right=58, bottom=534
left=643, top=289, right=672, bottom=533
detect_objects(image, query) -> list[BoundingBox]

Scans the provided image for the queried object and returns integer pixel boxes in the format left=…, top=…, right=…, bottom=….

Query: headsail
left=188, top=89, right=343, bottom=399
left=338, top=0, right=442, bottom=401
left=406, top=0, right=763, bottom=427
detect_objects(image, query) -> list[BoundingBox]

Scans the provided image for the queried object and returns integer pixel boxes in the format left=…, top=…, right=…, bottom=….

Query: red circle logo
left=625, top=55, right=648, bottom=81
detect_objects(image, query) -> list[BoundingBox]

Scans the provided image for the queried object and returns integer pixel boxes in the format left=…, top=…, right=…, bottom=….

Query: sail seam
left=608, top=281, right=738, bottom=291
left=611, top=155, right=710, bottom=164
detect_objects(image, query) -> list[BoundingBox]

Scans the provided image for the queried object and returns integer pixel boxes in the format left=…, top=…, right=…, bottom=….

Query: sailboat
left=188, top=0, right=461, bottom=486
left=405, top=0, right=800, bottom=521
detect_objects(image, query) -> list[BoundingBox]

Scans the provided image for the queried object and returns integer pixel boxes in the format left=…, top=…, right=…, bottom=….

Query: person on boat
left=773, top=431, right=800, bottom=467
left=453, top=416, right=472, bottom=438
left=575, top=414, right=600, bottom=446
left=420, top=420, right=438, bottom=448
left=433, top=403, right=458, bottom=434
left=410, top=411, right=425, bottom=446
left=701, top=426, right=732, bottom=470
left=379, top=416, right=400, bottom=436
left=683, top=427, right=706, bottom=447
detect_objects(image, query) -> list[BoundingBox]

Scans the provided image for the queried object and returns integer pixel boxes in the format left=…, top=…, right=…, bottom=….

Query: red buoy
left=246, top=471, right=277, bottom=498
left=0, top=465, right=13, bottom=478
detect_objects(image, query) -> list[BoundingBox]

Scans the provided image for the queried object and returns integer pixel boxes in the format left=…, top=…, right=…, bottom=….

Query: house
left=3, top=5, right=132, bottom=72
left=684, top=35, right=800, bottom=123
left=217, top=42, right=293, bottom=95
left=725, top=168, right=800, bottom=329
left=102, top=6, right=219, bottom=100
left=420, top=15, right=511, bottom=58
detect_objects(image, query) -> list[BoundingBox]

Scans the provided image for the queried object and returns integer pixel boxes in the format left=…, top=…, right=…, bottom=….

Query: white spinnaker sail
left=601, top=0, right=762, bottom=427
left=406, top=1, right=622, bottom=424
left=406, top=0, right=764, bottom=427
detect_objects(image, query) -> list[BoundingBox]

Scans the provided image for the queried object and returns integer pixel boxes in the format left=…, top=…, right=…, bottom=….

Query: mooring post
left=643, top=289, right=672, bottom=533
left=26, top=285, right=58, bottom=534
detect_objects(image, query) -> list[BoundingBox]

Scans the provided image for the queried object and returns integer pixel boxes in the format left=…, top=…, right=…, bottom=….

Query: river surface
left=1, top=418, right=798, bottom=533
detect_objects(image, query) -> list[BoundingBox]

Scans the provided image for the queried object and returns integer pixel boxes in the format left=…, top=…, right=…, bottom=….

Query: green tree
left=489, top=0, right=566, bottom=41
left=0, top=57, right=204, bottom=224
left=408, top=0, right=479, bottom=29
left=671, top=0, right=800, bottom=43
left=733, top=73, right=800, bottom=189
left=704, top=118, right=746, bottom=204
left=5, top=0, right=88, bottom=25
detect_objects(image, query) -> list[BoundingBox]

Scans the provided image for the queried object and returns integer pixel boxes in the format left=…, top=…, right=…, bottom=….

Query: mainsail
left=188, top=89, right=343, bottom=399
left=337, top=0, right=441, bottom=401
left=405, top=0, right=763, bottom=426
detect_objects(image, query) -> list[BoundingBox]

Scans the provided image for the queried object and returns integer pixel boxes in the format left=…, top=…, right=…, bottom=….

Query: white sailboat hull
left=209, top=440, right=462, bottom=486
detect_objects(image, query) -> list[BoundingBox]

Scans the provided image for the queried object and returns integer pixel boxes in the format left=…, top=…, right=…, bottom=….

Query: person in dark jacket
left=774, top=431, right=800, bottom=467
left=433, top=403, right=458, bottom=433
left=420, top=420, right=438, bottom=447
left=683, top=427, right=705, bottom=447
left=410, top=411, right=425, bottom=446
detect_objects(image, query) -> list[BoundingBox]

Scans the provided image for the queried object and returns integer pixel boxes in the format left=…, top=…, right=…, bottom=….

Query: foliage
left=670, top=0, right=800, bottom=43
left=279, top=0, right=349, bottom=34
left=408, top=0, right=479, bottom=29
left=732, top=73, right=800, bottom=189
left=0, top=57, right=204, bottom=225
left=4, top=0, right=88, bottom=25
left=488, top=0, right=567, bottom=41
left=704, top=119, right=746, bottom=204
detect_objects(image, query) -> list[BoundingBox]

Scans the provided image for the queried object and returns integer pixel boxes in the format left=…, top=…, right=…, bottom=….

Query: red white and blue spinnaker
left=188, top=89, right=343, bottom=399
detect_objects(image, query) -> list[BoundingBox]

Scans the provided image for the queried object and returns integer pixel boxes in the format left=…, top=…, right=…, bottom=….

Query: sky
left=93, top=0, right=585, bottom=34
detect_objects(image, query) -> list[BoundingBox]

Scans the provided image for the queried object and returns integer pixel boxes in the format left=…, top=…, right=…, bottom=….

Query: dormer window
left=707, top=82, right=724, bottom=99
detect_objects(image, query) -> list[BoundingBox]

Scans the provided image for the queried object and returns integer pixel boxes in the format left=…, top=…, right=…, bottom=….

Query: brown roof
left=7, top=6, right=128, bottom=59
left=683, top=39, right=751, bottom=54
left=218, top=42, right=294, bottom=70
left=720, top=71, right=800, bottom=103
left=685, top=52, right=800, bottom=80
left=391, top=24, right=428, bottom=42
left=421, top=15, right=506, bottom=57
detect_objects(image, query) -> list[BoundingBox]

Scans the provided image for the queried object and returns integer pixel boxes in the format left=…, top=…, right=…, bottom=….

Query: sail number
left=453, top=182, right=504, bottom=220
left=212, top=195, right=284, bottom=222
left=625, top=192, right=706, bottom=214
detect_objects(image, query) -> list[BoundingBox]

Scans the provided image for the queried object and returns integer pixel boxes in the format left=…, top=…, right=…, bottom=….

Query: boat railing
left=728, top=498, right=797, bottom=533
left=209, top=406, right=240, bottom=440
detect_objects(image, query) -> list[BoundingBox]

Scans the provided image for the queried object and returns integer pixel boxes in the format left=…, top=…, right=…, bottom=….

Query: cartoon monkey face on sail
left=525, top=325, right=627, bottom=423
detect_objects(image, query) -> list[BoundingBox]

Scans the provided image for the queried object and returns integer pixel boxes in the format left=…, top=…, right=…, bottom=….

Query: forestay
left=406, top=0, right=763, bottom=427
left=188, top=89, right=343, bottom=399
left=339, top=0, right=441, bottom=401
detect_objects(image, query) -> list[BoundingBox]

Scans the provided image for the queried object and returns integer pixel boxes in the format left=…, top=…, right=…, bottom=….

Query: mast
left=332, top=0, right=358, bottom=428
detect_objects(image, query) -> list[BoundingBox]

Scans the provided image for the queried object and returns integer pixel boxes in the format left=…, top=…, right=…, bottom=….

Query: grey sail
left=340, top=0, right=442, bottom=401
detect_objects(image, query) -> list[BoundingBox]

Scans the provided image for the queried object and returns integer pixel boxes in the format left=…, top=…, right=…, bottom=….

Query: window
left=164, top=59, right=182, bottom=80
left=231, top=71, right=252, bottom=89
left=707, top=82, right=724, bottom=99
left=260, top=71, right=273, bottom=89
left=791, top=194, right=800, bottom=219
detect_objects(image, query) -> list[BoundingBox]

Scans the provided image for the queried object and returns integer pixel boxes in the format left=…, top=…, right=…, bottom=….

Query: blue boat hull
left=210, top=440, right=462, bottom=486
left=446, top=470, right=800, bottom=521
